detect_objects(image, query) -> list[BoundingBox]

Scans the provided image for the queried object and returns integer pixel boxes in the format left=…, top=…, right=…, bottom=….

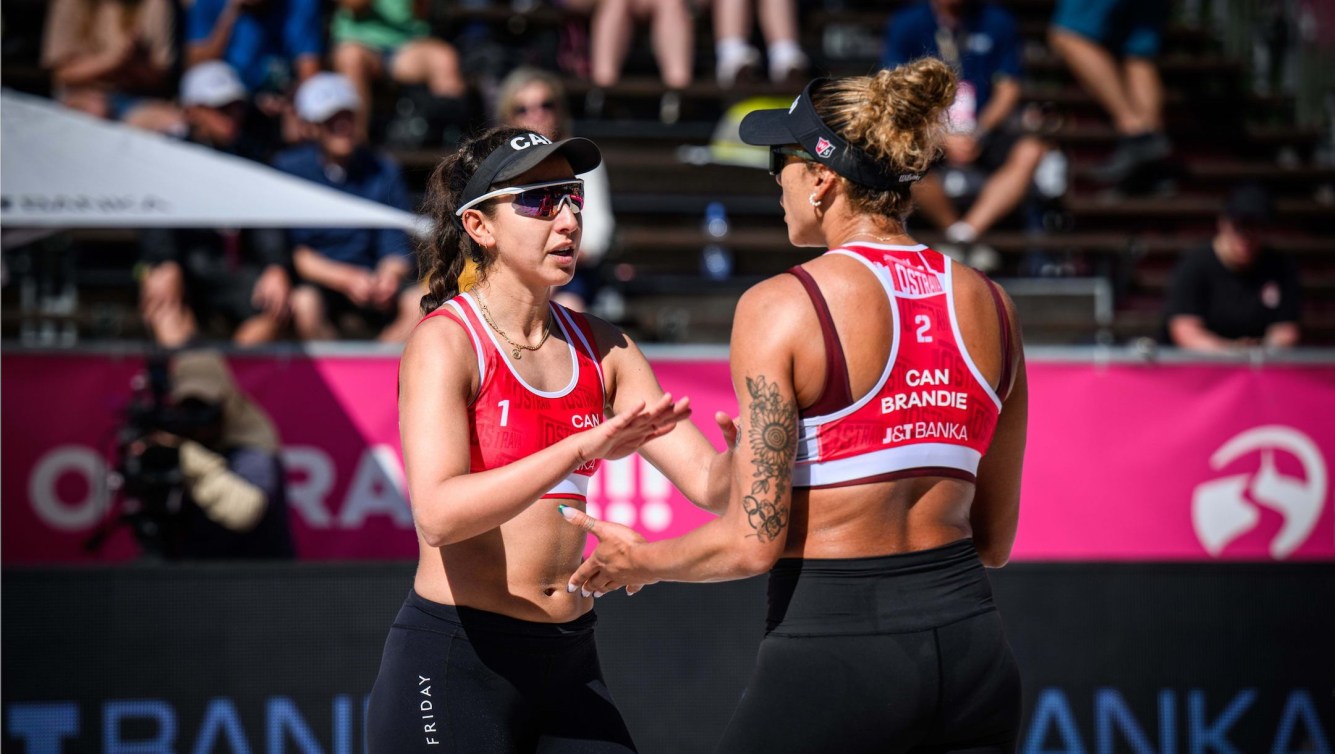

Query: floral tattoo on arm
left=742, top=375, right=796, bottom=543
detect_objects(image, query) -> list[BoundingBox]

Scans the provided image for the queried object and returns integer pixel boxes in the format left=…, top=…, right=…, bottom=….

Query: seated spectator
left=713, top=0, right=809, bottom=88
left=185, top=0, right=323, bottom=142
left=1049, top=0, right=1172, bottom=189
left=274, top=73, right=421, bottom=342
left=179, top=60, right=276, bottom=161
left=884, top=0, right=1057, bottom=272
left=138, top=62, right=292, bottom=348
left=40, top=0, right=183, bottom=134
left=1164, top=184, right=1301, bottom=352
left=495, top=66, right=614, bottom=311
left=579, top=0, right=694, bottom=123
left=330, top=0, right=468, bottom=144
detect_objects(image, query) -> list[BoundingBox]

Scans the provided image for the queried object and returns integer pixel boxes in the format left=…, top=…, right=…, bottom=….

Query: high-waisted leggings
left=716, top=538, right=1022, bottom=754
left=366, top=590, right=636, bottom=753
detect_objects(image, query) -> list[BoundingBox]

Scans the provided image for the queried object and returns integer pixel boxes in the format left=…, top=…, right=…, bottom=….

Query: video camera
left=87, top=353, right=223, bottom=558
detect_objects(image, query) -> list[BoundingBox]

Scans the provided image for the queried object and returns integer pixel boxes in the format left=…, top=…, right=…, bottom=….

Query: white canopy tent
left=0, top=88, right=424, bottom=231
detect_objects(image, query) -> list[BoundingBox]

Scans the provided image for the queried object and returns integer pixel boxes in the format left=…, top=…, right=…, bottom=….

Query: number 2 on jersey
left=497, top=399, right=510, bottom=427
left=915, top=315, right=933, bottom=343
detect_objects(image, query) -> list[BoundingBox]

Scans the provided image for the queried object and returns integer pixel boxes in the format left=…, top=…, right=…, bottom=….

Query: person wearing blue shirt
left=185, top=0, right=323, bottom=94
left=274, top=73, right=422, bottom=341
left=883, top=0, right=1056, bottom=271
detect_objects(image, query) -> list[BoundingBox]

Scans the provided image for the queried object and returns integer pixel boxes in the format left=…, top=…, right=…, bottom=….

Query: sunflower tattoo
left=742, top=375, right=795, bottom=543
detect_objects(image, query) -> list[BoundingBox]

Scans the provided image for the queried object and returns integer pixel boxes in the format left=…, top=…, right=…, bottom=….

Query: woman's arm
left=970, top=290, right=1027, bottom=567
left=401, top=317, right=689, bottom=547
left=567, top=279, right=801, bottom=590
left=591, top=317, right=732, bottom=514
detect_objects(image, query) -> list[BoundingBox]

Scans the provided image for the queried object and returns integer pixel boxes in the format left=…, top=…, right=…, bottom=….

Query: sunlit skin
left=565, top=146, right=1028, bottom=594
left=398, top=152, right=733, bottom=622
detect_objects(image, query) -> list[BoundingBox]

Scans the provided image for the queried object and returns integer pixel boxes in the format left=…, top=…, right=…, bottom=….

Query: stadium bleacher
left=3, top=0, right=1332, bottom=346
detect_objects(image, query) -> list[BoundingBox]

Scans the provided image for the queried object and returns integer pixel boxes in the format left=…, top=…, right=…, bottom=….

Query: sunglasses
left=769, top=146, right=815, bottom=175
left=455, top=179, right=585, bottom=219
left=514, top=100, right=557, bottom=116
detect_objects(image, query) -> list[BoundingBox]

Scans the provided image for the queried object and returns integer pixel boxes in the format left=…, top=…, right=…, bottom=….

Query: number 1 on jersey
left=915, top=314, right=933, bottom=343
left=498, top=399, right=510, bottom=426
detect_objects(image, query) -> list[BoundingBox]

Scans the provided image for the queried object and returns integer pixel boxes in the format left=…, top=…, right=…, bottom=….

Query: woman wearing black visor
left=367, top=127, right=736, bottom=752
left=564, top=58, right=1030, bottom=753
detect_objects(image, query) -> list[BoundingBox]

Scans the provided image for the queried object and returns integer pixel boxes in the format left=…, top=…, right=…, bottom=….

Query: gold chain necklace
left=476, top=293, right=551, bottom=360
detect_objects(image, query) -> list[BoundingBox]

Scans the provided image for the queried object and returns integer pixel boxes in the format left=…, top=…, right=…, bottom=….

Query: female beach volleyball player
left=364, top=126, right=734, bottom=752
left=564, top=58, right=1029, bottom=752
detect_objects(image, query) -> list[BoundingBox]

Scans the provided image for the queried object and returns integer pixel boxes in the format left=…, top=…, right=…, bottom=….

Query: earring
left=808, top=192, right=822, bottom=208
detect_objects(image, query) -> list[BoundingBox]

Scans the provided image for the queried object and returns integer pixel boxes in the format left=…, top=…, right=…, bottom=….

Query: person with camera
left=125, top=350, right=296, bottom=559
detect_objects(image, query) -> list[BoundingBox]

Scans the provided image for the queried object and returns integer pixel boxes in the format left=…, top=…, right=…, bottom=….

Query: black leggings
left=716, top=539, right=1021, bottom=754
left=365, top=591, right=636, bottom=753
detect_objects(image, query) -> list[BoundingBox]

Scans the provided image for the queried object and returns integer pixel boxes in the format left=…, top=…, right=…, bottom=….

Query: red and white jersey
left=793, top=244, right=1006, bottom=488
left=422, top=292, right=606, bottom=501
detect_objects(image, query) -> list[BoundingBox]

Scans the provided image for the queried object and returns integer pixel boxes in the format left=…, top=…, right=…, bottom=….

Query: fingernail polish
left=581, top=589, right=591, bottom=598
left=594, top=591, right=604, bottom=599
left=566, top=583, right=576, bottom=593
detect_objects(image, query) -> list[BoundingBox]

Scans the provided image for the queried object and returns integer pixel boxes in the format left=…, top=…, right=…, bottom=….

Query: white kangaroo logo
left=1191, top=426, right=1328, bottom=559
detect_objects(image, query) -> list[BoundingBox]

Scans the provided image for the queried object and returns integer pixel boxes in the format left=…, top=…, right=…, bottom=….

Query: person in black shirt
left=1164, top=183, right=1301, bottom=351
left=138, top=62, right=292, bottom=347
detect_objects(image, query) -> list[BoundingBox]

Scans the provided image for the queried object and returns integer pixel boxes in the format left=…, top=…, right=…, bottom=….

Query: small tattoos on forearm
left=742, top=375, right=795, bottom=543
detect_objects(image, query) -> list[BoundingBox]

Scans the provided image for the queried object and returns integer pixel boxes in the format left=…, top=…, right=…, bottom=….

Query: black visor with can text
left=458, top=132, right=602, bottom=214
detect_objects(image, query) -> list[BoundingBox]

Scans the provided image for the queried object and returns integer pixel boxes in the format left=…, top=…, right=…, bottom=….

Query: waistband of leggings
left=765, top=538, right=995, bottom=636
left=402, top=589, right=597, bottom=639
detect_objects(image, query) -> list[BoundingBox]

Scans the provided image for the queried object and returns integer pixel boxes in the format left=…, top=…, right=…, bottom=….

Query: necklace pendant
left=512, top=348, right=522, bottom=360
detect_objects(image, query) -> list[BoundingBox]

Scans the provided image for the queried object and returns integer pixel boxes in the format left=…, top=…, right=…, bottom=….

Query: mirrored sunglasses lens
left=515, top=186, right=583, bottom=217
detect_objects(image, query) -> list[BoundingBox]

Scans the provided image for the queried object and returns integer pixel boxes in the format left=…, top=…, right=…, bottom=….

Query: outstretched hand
left=579, top=393, right=691, bottom=463
left=558, top=505, right=652, bottom=597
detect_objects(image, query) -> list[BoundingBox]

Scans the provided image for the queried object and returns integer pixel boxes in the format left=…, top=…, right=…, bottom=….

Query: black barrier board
left=3, top=563, right=1332, bottom=753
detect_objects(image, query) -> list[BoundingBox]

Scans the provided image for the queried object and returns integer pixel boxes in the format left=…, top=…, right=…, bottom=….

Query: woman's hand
left=559, top=505, right=653, bottom=597
left=577, top=393, right=691, bottom=463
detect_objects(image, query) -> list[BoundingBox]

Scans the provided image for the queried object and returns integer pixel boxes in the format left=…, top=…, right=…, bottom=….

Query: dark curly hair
left=417, top=126, right=535, bottom=314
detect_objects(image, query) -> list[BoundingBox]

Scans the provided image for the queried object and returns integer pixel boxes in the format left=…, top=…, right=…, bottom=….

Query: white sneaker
left=717, top=45, right=762, bottom=88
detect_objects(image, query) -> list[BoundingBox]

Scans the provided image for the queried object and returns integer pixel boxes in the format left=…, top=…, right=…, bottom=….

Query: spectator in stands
left=577, top=0, right=694, bottom=123
left=330, top=0, right=468, bottom=144
left=138, top=62, right=292, bottom=348
left=1049, top=0, right=1172, bottom=187
left=883, top=0, right=1057, bottom=272
left=130, top=349, right=296, bottom=558
left=179, top=60, right=275, bottom=161
left=495, top=67, right=615, bottom=311
left=1164, top=183, right=1301, bottom=352
left=41, top=0, right=183, bottom=134
left=713, top=0, right=809, bottom=88
left=186, top=0, right=323, bottom=143
left=274, top=73, right=421, bottom=342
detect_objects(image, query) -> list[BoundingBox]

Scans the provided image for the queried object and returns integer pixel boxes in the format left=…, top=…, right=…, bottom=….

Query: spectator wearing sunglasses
left=366, top=125, right=734, bottom=751
left=273, top=73, right=422, bottom=342
left=560, top=60, right=1027, bottom=753
left=495, top=67, right=616, bottom=312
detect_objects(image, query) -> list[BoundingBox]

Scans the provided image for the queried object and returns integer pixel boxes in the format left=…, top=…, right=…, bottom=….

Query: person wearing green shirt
left=331, top=0, right=466, bottom=142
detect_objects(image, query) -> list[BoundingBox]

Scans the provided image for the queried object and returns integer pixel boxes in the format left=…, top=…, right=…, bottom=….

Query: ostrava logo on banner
left=1191, top=426, right=1329, bottom=559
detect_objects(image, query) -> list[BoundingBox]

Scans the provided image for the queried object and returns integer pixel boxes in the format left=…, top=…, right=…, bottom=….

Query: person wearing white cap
left=138, top=61, right=292, bottom=348
left=273, top=73, right=421, bottom=342
left=179, top=60, right=268, bottom=159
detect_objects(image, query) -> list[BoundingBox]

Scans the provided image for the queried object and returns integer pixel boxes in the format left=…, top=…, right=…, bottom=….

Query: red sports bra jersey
left=793, top=244, right=1007, bottom=488
left=422, top=292, right=606, bottom=501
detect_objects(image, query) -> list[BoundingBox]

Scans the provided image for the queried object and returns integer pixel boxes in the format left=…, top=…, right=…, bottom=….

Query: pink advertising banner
left=3, top=351, right=1333, bottom=564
